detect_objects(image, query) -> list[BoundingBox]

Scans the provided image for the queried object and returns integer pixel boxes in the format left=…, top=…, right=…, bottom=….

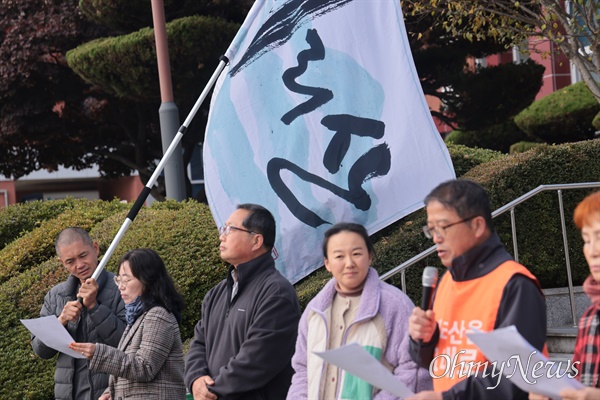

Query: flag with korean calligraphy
left=203, top=0, right=455, bottom=283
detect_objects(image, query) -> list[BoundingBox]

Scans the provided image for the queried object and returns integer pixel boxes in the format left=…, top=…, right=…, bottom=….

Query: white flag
left=204, top=0, right=455, bottom=282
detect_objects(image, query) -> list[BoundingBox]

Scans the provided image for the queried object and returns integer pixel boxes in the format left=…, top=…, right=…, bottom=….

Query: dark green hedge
left=0, top=198, right=126, bottom=251
left=509, top=141, right=543, bottom=154
left=78, top=0, right=202, bottom=31
left=514, top=82, right=599, bottom=144
left=66, top=15, right=240, bottom=101
left=445, top=142, right=504, bottom=177
left=445, top=119, right=530, bottom=153
left=465, top=139, right=600, bottom=288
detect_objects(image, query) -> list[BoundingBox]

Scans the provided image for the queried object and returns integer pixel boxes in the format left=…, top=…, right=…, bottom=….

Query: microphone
left=414, top=266, right=438, bottom=391
left=421, top=266, right=438, bottom=310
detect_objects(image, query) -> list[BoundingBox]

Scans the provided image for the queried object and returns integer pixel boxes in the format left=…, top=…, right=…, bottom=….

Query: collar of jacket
left=448, top=231, right=513, bottom=282
left=310, top=267, right=381, bottom=323
left=60, top=268, right=109, bottom=298
left=227, top=251, right=274, bottom=292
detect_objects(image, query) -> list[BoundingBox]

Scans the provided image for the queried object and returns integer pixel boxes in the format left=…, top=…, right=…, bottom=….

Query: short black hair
left=424, top=179, right=494, bottom=230
left=55, top=227, right=94, bottom=256
left=322, top=222, right=375, bottom=259
left=119, top=248, right=184, bottom=324
left=237, top=203, right=276, bottom=251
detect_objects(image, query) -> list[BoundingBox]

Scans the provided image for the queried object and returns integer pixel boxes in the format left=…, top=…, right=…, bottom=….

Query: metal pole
left=151, top=0, right=186, bottom=201
left=557, top=190, right=578, bottom=326
left=510, top=207, right=519, bottom=262
left=91, top=57, right=229, bottom=281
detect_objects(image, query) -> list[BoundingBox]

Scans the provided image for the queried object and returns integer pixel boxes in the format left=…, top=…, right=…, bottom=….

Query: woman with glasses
left=70, top=248, right=185, bottom=400
left=287, top=222, right=432, bottom=399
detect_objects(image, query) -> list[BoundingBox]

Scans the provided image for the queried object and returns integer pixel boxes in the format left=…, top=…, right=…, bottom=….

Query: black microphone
left=421, top=266, right=438, bottom=310
left=415, top=266, right=439, bottom=391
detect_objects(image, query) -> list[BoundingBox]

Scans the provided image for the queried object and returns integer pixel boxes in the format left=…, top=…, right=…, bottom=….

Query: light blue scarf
left=125, top=297, right=144, bottom=326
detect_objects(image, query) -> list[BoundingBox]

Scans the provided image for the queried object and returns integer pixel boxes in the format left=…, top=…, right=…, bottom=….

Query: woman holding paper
left=530, top=191, right=600, bottom=400
left=287, top=222, right=431, bottom=400
left=69, top=248, right=186, bottom=400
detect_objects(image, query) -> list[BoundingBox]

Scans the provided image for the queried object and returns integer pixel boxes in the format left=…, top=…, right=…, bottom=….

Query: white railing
left=380, top=182, right=600, bottom=326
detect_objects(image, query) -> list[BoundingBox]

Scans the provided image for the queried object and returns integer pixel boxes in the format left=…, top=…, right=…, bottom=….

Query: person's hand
left=68, top=342, right=96, bottom=360
left=409, top=307, right=437, bottom=343
left=98, top=392, right=111, bottom=400
left=560, top=387, right=600, bottom=400
left=78, top=278, right=99, bottom=309
left=58, top=300, right=83, bottom=325
left=529, top=393, right=550, bottom=400
left=406, top=390, right=442, bottom=400
left=192, top=375, right=217, bottom=400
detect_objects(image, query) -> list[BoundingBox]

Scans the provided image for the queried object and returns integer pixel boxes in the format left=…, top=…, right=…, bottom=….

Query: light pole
left=151, top=0, right=186, bottom=201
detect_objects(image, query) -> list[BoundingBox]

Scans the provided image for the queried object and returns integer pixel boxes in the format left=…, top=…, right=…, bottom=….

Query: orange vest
left=431, top=260, right=546, bottom=391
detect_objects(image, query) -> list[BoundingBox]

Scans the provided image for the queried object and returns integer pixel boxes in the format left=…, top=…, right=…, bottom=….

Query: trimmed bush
left=445, top=119, right=530, bottom=153
left=444, top=59, right=544, bottom=131
left=0, top=197, right=114, bottom=250
left=592, top=110, right=600, bottom=130
left=66, top=16, right=240, bottom=102
left=509, top=141, right=543, bottom=154
left=465, top=139, right=600, bottom=288
left=514, top=82, right=599, bottom=144
left=445, top=142, right=504, bottom=177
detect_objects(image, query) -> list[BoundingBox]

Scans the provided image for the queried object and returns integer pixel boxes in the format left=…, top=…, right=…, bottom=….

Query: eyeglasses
left=113, top=276, right=133, bottom=288
left=423, top=216, right=477, bottom=239
left=218, top=225, right=256, bottom=236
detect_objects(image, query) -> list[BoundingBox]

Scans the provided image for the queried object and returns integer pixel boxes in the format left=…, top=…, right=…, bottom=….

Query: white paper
left=21, top=315, right=85, bottom=359
left=467, top=325, right=584, bottom=399
left=315, top=342, right=414, bottom=398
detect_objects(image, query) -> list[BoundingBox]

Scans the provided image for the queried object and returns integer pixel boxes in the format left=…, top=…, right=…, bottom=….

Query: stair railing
left=380, top=181, right=600, bottom=326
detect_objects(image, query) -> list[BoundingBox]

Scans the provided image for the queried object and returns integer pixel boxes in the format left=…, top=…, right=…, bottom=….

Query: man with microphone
left=407, top=179, right=546, bottom=400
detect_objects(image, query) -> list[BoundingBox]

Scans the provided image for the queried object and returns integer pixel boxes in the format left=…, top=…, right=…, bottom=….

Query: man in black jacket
left=185, top=204, right=301, bottom=400
left=31, top=227, right=126, bottom=400
left=407, top=179, right=546, bottom=400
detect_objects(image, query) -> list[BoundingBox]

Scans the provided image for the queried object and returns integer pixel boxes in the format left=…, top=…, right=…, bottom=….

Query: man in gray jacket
left=31, top=227, right=126, bottom=400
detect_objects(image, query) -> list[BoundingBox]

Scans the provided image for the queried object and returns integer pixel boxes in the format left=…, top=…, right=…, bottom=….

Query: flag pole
left=90, top=55, right=229, bottom=281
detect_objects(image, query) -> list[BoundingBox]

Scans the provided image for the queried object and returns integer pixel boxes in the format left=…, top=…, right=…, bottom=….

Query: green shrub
left=514, top=82, right=599, bottom=143
left=66, top=16, right=240, bottom=102
left=592, top=110, right=600, bottom=130
left=509, top=141, right=543, bottom=154
left=0, top=198, right=111, bottom=251
left=445, top=119, right=529, bottom=153
left=444, top=59, right=544, bottom=131
left=446, top=142, right=504, bottom=177
left=465, top=139, right=600, bottom=288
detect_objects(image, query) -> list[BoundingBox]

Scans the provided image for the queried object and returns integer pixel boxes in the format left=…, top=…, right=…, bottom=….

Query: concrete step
left=548, top=352, right=573, bottom=364
left=546, top=325, right=578, bottom=355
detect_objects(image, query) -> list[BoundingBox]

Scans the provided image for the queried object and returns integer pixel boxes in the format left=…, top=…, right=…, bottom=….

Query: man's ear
left=472, top=216, right=488, bottom=238
left=252, top=233, right=265, bottom=252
